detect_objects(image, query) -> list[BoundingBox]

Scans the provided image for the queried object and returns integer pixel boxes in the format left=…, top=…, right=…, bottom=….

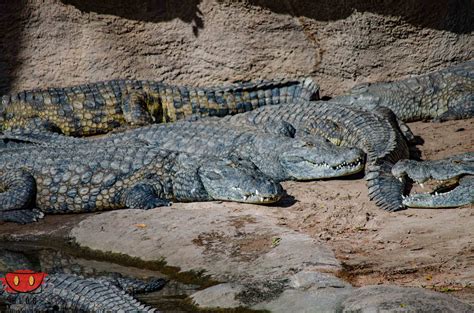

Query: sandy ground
left=275, top=118, right=474, bottom=303
left=1, top=118, right=472, bottom=306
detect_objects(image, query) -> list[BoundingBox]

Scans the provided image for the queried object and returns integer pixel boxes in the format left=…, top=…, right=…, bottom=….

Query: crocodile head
left=174, top=154, right=284, bottom=204
left=250, top=136, right=365, bottom=181
left=199, top=157, right=284, bottom=204
left=437, top=92, right=474, bottom=121
left=392, top=158, right=474, bottom=208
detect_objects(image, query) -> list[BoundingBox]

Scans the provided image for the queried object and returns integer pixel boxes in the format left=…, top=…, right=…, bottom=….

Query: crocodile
left=392, top=152, right=474, bottom=208
left=0, top=77, right=319, bottom=136
left=202, top=101, right=411, bottom=211
left=1, top=119, right=366, bottom=183
left=0, top=144, right=283, bottom=223
left=337, top=61, right=474, bottom=122
left=0, top=249, right=164, bottom=312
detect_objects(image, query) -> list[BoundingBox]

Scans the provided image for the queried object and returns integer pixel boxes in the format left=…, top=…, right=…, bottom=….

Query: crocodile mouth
left=217, top=186, right=284, bottom=204
left=401, top=177, right=465, bottom=208
left=240, top=193, right=283, bottom=204
left=319, top=158, right=364, bottom=173
left=286, top=156, right=365, bottom=180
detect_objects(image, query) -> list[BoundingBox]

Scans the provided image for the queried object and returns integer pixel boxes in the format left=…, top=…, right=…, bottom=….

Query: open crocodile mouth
left=401, top=177, right=466, bottom=208
left=406, top=177, right=459, bottom=193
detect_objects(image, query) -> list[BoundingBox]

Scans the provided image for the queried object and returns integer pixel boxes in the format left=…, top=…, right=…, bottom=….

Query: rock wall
left=0, top=0, right=472, bottom=95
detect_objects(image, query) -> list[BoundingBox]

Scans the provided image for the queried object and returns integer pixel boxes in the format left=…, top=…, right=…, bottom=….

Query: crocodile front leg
left=121, top=181, right=171, bottom=210
left=0, top=170, right=44, bottom=223
left=0, top=208, right=44, bottom=224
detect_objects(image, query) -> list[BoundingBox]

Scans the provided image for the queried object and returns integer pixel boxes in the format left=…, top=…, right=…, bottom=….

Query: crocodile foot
left=0, top=208, right=44, bottom=224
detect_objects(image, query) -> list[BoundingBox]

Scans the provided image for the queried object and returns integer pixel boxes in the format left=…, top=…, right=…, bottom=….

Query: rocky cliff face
left=1, top=0, right=472, bottom=95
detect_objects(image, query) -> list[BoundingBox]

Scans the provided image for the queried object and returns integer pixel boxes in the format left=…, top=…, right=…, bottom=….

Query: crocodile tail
left=298, top=76, right=320, bottom=101
left=365, top=161, right=405, bottom=212
left=223, top=77, right=319, bottom=102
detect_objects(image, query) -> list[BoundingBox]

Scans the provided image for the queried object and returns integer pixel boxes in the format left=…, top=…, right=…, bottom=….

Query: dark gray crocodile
left=0, top=144, right=283, bottom=223
left=1, top=120, right=366, bottom=183
left=337, top=61, right=474, bottom=122
left=0, top=249, right=164, bottom=312
left=0, top=77, right=318, bottom=136
left=204, top=101, right=411, bottom=211
left=392, top=152, right=474, bottom=208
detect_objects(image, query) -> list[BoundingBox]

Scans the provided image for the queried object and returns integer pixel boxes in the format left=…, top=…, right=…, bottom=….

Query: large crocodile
left=1, top=120, right=366, bottom=183
left=392, top=152, right=474, bottom=208
left=337, top=61, right=474, bottom=122
left=206, top=101, right=410, bottom=211
left=0, top=144, right=283, bottom=223
left=0, top=77, right=318, bottom=136
left=0, top=249, right=164, bottom=312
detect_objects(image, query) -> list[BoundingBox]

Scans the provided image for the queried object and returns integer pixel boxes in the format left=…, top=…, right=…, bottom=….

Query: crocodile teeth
left=420, top=183, right=425, bottom=188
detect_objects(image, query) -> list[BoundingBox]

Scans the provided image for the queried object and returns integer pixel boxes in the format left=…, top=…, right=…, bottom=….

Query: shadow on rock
left=0, top=1, right=24, bottom=94
left=217, top=0, right=473, bottom=34
left=61, top=0, right=204, bottom=36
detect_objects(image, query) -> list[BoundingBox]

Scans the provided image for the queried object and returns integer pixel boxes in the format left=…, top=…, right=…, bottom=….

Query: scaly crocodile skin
left=0, top=144, right=283, bottom=223
left=0, top=78, right=318, bottom=136
left=1, top=120, right=366, bottom=183
left=338, top=61, right=474, bottom=122
left=0, top=249, right=166, bottom=312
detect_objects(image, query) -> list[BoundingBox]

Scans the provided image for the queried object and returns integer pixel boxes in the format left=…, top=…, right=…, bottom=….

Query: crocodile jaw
left=403, top=187, right=473, bottom=208
left=403, top=177, right=474, bottom=208
left=281, top=157, right=365, bottom=181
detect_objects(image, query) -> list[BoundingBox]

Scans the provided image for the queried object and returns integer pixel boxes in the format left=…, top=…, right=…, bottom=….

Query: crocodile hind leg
left=121, top=91, right=156, bottom=126
left=121, top=182, right=171, bottom=210
left=0, top=170, right=44, bottom=223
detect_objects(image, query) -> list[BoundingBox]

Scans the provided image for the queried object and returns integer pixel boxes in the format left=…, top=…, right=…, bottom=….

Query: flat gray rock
left=340, top=285, right=473, bottom=313
left=191, top=283, right=244, bottom=309
left=253, top=286, right=352, bottom=313
left=289, top=271, right=351, bottom=289
left=71, top=203, right=340, bottom=283
left=191, top=271, right=353, bottom=311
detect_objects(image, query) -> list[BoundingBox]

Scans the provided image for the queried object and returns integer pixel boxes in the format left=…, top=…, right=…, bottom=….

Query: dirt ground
left=275, top=118, right=474, bottom=303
